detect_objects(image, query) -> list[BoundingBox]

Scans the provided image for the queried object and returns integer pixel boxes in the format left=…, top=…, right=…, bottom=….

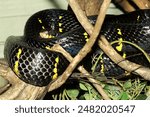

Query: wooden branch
left=113, top=0, right=135, bottom=12
left=113, top=0, right=150, bottom=12
left=0, top=75, right=10, bottom=94
left=84, top=0, right=103, bottom=16
left=73, top=0, right=103, bottom=16
left=132, top=0, right=150, bottom=9
left=0, top=77, right=48, bottom=100
left=0, top=57, right=48, bottom=100
left=48, top=0, right=111, bottom=96
left=99, top=36, right=150, bottom=80
left=68, top=0, right=93, bottom=34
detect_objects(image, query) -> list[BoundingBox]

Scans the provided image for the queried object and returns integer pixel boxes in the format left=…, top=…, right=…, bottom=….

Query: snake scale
left=4, top=9, right=150, bottom=86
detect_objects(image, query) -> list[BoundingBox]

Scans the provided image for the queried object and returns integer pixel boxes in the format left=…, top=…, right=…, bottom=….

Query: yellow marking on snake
left=49, top=35, right=55, bottom=38
left=40, top=32, right=49, bottom=38
left=116, top=28, right=127, bottom=58
left=42, top=26, right=45, bottom=29
left=14, top=48, right=22, bottom=76
left=137, top=15, right=140, bottom=21
left=123, top=53, right=126, bottom=58
left=116, top=28, right=123, bottom=51
left=116, top=38, right=123, bottom=51
left=58, top=22, right=63, bottom=32
left=53, top=68, right=57, bottom=73
left=38, top=18, right=45, bottom=29
left=59, top=23, right=62, bottom=27
left=59, top=28, right=63, bottom=32
left=38, top=18, right=42, bottom=23
left=100, top=59, right=104, bottom=73
left=55, top=57, right=59, bottom=63
left=117, top=28, right=122, bottom=35
left=98, top=53, right=105, bottom=73
left=45, top=46, right=51, bottom=50
left=40, top=32, right=55, bottom=39
left=83, top=32, right=89, bottom=42
left=52, top=57, right=59, bottom=79
left=59, top=16, right=62, bottom=19
left=16, top=49, right=22, bottom=59
left=84, top=32, right=88, bottom=36
left=85, top=38, right=89, bottom=41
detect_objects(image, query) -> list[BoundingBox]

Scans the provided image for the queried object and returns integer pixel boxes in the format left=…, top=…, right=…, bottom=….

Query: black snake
left=4, top=9, right=150, bottom=86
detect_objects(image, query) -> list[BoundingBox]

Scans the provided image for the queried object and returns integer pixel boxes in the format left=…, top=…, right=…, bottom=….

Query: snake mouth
left=39, top=31, right=55, bottom=39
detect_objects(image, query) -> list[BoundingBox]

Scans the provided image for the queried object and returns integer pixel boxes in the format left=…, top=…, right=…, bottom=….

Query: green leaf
left=104, top=84, right=121, bottom=91
left=79, top=83, right=88, bottom=91
left=120, top=92, right=129, bottom=100
left=66, top=89, right=79, bottom=99
left=84, top=93, right=91, bottom=100
left=123, top=80, right=132, bottom=89
left=90, top=88, right=101, bottom=100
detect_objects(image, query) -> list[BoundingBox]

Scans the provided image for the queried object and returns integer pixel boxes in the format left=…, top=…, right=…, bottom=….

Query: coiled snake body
left=4, top=9, right=150, bottom=86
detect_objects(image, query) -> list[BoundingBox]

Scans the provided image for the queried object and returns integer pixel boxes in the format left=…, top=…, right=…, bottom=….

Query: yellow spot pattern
left=38, top=18, right=42, bottom=23
left=59, top=23, right=62, bottom=27
left=55, top=57, right=59, bottom=63
left=116, top=38, right=123, bottom=51
left=48, top=35, right=55, bottom=38
left=58, top=21, right=63, bottom=33
left=14, top=48, right=22, bottom=76
left=59, top=16, right=62, bottom=19
left=116, top=28, right=123, bottom=51
left=83, top=32, right=89, bottom=42
left=98, top=53, right=105, bottom=73
left=59, top=28, right=63, bottom=32
left=122, top=53, right=126, bottom=58
left=100, top=59, right=104, bottom=73
left=53, top=68, right=57, bottom=73
left=45, top=46, right=51, bottom=50
left=116, top=28, right=126, bottom=59
left=137, top=15, right=140, bottom=21
left=42, top=26, right=45, bottom=30
left=52, top=57, right=59, bottom=79
left=38, top=18, right=45, bottom=30
left=117, top=28, right=122, bottom=35
left=40, top=32, right=55, bottom=39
